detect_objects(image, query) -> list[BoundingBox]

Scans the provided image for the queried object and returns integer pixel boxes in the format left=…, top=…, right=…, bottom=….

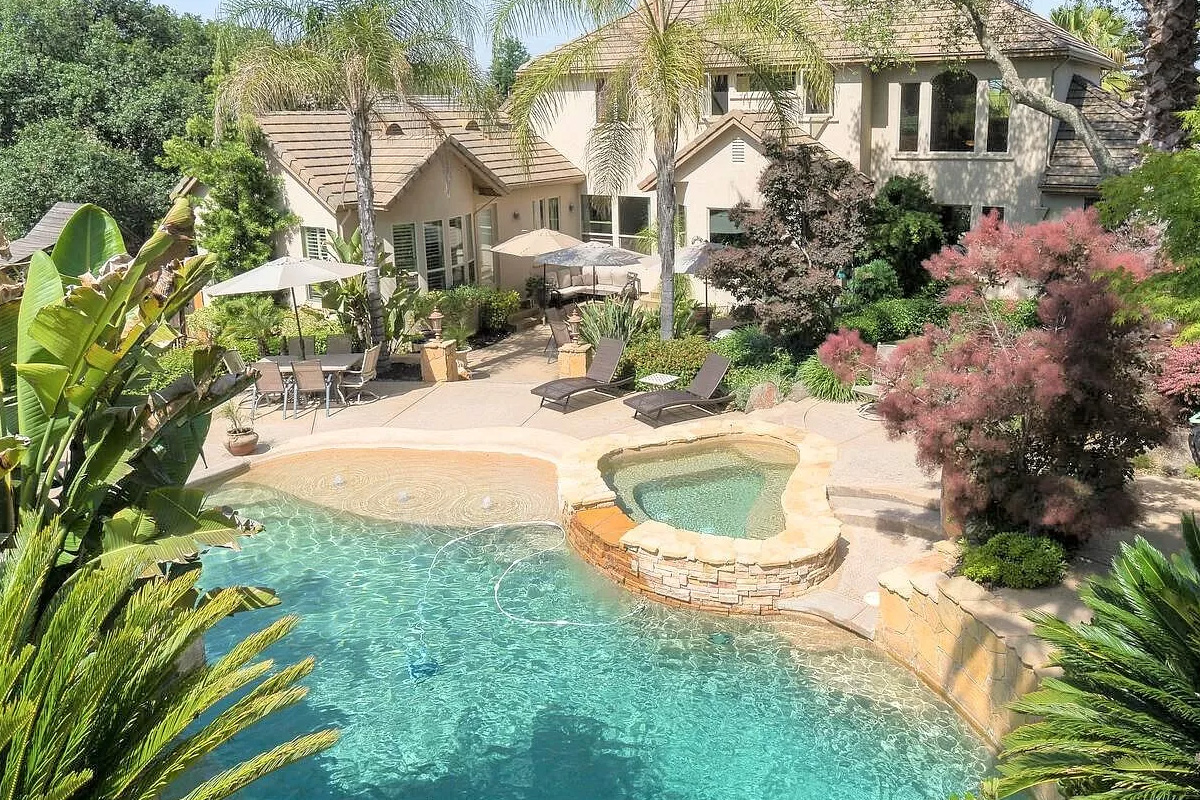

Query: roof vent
left=384, top=123, right=405, bottom=136
left=464, top=120, right=481, bottom=131
left=731, top=137, right=746, bottom=163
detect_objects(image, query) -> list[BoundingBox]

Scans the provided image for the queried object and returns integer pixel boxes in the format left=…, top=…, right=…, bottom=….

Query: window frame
left=581, top=194, right=614, bottom=245
left=898, top=82, right=921, bottom=152
left=423, top=219, right=446, bottom=290
left=617, top=195, right=650, bottom=253
left=985, top=79, right=1011, bottom=153
left=930, top=70, right=979, bottom=153
left=301, top=226, right=330, bottom=260
left=707, top=207, right=747, bottom=247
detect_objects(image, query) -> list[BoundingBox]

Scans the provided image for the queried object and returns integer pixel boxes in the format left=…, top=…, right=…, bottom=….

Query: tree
left=1098, top=149, right=1200, bottom=342
left=1049, top=1, right=1138, bottom=96
left=501, top=0, right=830, bottom=340
left=218, top=0, right=489, bottom=353
left=161, top=115, right=296, bottom=281
left=0, top=517, right=338, bottom=800
left=986, top=514, right=1200, bottom=799
left=840, top=211, right=1169, bottom=541
left=490, top=36, right=530, bottom=97
left=0, top=0, right=216, bottom=239
left=0, top=119, right=169, bottom=243
left=705, top=140, right=874, bottom=342
left=859, top=175, right=948, bottom=296
left=1140, top=0, right=1199, bottom=150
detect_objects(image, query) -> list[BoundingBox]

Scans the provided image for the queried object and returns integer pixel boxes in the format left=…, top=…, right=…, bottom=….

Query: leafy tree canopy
left=0, top=0, right=215, bottom=239
left=489, top=36, right=530, bottom=98
left=859, top=175, right=948, bottom=296
left=706, top=140, right=874, bottom=343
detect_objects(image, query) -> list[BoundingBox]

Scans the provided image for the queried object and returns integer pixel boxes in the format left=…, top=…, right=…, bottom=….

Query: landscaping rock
left=745, top=382, right=780, bottom=411
left=787, top=381, right=810, bottom=401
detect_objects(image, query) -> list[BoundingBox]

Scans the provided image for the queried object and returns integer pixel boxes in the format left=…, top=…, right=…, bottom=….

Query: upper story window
left=986, top=80, right=1011, bottom=153
left=899, top=83, right=920, bottom=152
left=931, top=71, right=977, bottom=152
left=581, top=194, right=613, bottom=244
left=709, top=74, right=729, bottom=116
left=595, top=77, right=607, bottom=123
left=301, top=226, right=330, bottom=260
left=732, top=70, right=831, bottom=117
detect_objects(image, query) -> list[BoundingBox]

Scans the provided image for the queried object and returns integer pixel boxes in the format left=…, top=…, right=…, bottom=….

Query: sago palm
left=498, top=0, right=830, bottom=339
left=1050, top=1, right=1138, bottom=97
left=0, top=517, right=338, bottom=800
left=216, top=0, right=490, bottom=351
left=988, top=513, right=1200, bottom=799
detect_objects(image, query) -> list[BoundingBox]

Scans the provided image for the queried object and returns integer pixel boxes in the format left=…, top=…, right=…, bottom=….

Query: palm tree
left=0, top=517, right=338, bottom=800
left=1140, top=0, right=1199, bottom=150
left=217, top=0, right=491, bottom=352
left=498, top=0, right=830, bottom=340
left=988, top=513, right=1200, bottom=799
left=1050, top=1, right=1138, bottom=97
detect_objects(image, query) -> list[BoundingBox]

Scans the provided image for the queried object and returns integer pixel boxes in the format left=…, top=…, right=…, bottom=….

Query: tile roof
left=1040, top=75, right=1141, bottom=194
left=638, top=110, right=823, bottom=189
left=255, top=105, right=583, bottom=212
left=2, top=202, right=86, bottom=264
left=535, top=0, right=1115, bottom=71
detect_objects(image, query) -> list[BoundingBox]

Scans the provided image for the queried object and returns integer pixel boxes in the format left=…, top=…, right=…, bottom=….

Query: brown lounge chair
left=530, top=337, right=634, bottom=410
left=624, top=353, right=734, bottom=421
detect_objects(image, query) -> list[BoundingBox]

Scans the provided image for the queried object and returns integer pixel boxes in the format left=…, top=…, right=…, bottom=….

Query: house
left=248, top=104, right=585, bottom=294
left=198, top=0, right=1138, bottom=299
left=534, top=0, right=1139, bottom=245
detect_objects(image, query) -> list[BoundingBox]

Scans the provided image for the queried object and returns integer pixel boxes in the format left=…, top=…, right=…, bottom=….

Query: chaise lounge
left=624, top=353, right=734, bottom=422
left=531, top=337, right=633, bottom=410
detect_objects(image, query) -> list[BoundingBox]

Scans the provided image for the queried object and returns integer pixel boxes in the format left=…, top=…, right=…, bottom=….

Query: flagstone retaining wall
left=560, top=419, right=843, bottom=613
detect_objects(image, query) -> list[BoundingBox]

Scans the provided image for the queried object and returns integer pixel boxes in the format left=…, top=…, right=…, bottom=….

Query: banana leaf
left=49, top=204, right=125, bottom=279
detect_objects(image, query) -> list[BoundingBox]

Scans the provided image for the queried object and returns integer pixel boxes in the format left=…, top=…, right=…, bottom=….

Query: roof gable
left=1040, top=75, right=1141, bottom=194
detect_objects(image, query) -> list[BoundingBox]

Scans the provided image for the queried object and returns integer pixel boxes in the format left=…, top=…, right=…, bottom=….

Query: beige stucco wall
left=484, top=181, right=584, bottom=292
left=270, top=160, right=343, bottom=258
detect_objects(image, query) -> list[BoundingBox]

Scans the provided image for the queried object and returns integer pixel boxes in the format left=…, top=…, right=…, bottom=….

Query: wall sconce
left=512, top=210, right=520, bottom=220
left=566, top=307, right=583, bottom=342
left=428, top=306, right=444, bottom=341
left=568, top=203, right=575, bottom=213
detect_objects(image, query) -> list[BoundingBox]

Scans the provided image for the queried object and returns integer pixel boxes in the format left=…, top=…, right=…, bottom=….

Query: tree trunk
left=959, top=0, right=1120, bottom=175
left=349, top=108, right=388, bottom=354
left=1141, top=0, right=1199, bottom=150
left=654, top=131, right=679, bottom=341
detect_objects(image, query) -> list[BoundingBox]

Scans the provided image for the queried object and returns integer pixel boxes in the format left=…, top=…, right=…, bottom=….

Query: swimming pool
left=602, top=437, right=798, bottom=539
left=189, top=454, right=991, bottom=800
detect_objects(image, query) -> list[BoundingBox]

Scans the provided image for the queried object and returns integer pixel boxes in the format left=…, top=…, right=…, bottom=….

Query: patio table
left=639, top=372, right=679, bottom=387
left=255, top=353, right=363, bottom=376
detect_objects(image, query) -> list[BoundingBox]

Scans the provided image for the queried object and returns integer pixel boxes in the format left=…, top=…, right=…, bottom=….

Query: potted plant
left=221, top=401, right=259, bottom=456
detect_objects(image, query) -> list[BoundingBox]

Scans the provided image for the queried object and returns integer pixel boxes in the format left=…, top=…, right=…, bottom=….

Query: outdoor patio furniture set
left=224, top=342, right=383, bottom=418
left=531, top=337, right=734, bottom=422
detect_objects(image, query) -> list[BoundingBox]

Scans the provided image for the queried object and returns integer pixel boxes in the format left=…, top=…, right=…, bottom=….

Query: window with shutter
left=424, top=220, right=445, bottom=290
left=391, top=223, right=417, bottom=279
left=301, top=226, right=329, bottom=259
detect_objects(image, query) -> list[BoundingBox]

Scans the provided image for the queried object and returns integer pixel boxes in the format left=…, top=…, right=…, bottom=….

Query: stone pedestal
left=421, top=339, right=460, bottom=383
left=557, top=342, right=592, bottom=378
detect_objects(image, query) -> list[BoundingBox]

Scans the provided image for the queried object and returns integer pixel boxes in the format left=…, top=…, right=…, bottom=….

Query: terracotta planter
left=225, top=429, right=259, bottom=456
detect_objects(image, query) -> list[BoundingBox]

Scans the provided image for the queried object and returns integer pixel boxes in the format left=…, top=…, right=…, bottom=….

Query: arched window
left=931, top=71, right=977, bottom=152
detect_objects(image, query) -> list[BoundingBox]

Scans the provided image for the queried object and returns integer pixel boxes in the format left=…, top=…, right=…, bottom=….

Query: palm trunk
left=349, top=108, right=388, bottom=354
left=1141, top=0, right=1199, bottom=150
left=654, top=131, right=678, bottom=340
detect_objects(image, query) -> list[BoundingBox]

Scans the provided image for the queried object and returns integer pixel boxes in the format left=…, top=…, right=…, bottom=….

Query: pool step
left=826, top=493, right=943, bottom=540
left=778, top=590, right=879, bottom=639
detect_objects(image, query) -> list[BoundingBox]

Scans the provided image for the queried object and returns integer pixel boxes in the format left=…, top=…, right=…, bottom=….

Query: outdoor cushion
left=556, top=268, right=572, bottom=289
left=544, top=271, right=560, bottom=289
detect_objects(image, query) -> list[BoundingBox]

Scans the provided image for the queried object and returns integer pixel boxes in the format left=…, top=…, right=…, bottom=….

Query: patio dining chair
left=288, top=360, right=333, bottom=417
left=286, top=336, right=316, bottom=358
left=222, top=349, right=248, bottom=374
left=337, top=344, right=382, bottom=404
left=325, top=335, right=353, bottom=354
left=250, top=360, right=289, bottom=418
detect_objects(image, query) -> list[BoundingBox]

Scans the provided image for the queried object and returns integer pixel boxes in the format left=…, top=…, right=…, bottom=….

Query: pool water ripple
left=190, top=486, right=991, bottom=800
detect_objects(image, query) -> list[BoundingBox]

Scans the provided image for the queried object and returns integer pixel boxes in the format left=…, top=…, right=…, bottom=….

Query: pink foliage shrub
left=867, top=210, right=1169, bottom=541
left=1156, top=343, right=1200, bottom=411
left=817, top=328, right=877, bottom=384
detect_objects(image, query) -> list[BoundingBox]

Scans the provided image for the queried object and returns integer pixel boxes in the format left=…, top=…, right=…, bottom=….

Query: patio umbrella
left=205, top=256, right=373, bottom=359
left=534, top=240, right=646, bottom=294
left=641, top=242, right=728, bottom=308
left=490, top=228, right=582, bottom=292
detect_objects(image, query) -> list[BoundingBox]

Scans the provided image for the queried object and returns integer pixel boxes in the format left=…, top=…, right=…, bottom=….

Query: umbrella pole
left=291, top=288, right=306, bottom=359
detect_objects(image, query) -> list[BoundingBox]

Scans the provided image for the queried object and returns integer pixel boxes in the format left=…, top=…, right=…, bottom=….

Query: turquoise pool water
left=604, top=438, right=797, bottom=538
left=192, top=485, right=991, bottom=799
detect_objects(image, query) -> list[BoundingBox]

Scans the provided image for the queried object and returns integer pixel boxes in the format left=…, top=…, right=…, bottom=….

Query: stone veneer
left=559, top=418, right=843, bottom=613
left=876, top=551, right=1059, bottom=750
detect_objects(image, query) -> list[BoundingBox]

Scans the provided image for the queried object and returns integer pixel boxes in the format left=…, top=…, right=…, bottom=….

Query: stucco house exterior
left=193, top=0, right=1138, bottom=296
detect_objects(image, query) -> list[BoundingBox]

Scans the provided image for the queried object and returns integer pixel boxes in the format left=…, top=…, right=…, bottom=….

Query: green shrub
left=797, top=354, right=860, bottom=402
left=727, top=360, right=799, bottom=410
left=844, top=259, right=902, bottom=309
left=836, top=297, right=946, bottom=343
left=580, top=298, right=656, bottom=347
left=712, top=326, right=778, bottom=367
left=479, top=288, right=521, bottom=333
left=624, top=335, right=712, bottom=386
left=149, top=344, right=200, bottom=391
left=960, top=532, right=1066, bottom=589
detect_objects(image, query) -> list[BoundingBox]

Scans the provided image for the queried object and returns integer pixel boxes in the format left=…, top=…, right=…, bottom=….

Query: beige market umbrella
left=535, top=240, right=646, bottom=296
left=206, top=256, right=372, bottom=359
left=491, top=228, right=582, bottom=257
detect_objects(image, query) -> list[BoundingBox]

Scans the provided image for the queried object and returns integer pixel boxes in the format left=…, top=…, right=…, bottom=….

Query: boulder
left=787, top=381, right=810, bottom=402
left=744, top=382, right=780, bottom=412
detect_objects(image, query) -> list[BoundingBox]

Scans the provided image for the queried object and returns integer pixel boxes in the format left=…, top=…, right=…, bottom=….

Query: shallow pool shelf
left=561, top=419, right=844, bottom=614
